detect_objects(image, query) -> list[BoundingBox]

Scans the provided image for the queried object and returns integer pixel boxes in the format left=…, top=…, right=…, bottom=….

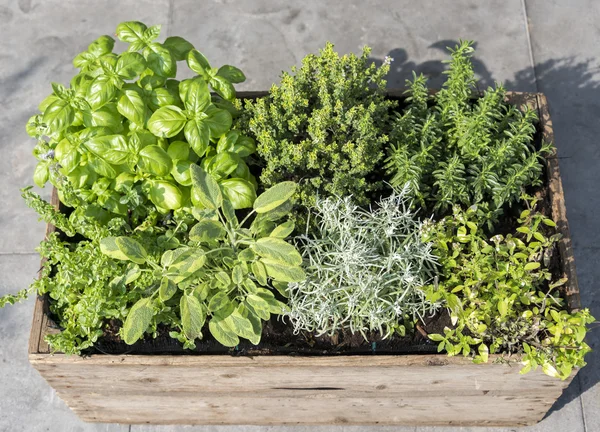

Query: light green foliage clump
left=385, top=41, right=551, bottom=217
left=423, top=198, right=595, bottom=379
left=245, top=42, right=395, bottom=209
left=287, top=186, right=439, bottom=339
left=100, top=172, right=304, bottom=349
left=28, top=21, right=256, bottom=222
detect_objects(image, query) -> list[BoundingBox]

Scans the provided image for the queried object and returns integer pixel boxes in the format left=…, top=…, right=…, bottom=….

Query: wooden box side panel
left=30, top=354, right=569, bottom=426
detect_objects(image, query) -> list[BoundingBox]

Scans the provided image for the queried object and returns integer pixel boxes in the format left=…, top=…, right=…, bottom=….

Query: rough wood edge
left=28, top=91, right=581, bottom=360
left=536, top=94, right=581, bottom=312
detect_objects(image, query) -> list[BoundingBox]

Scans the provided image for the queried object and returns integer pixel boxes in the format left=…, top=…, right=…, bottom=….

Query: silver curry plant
left=286, top=185, right=440, bottom=339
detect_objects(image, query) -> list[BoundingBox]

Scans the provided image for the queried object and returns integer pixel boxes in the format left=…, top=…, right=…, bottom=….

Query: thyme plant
left=385, top=41, right=551, bottom=217
left=287, top=186, right=439, bottom=338
left=244, top=42, right=395, bottom=210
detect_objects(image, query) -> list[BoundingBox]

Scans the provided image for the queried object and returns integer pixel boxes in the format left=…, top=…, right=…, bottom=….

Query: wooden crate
left=28, top=92, right=580, bottom=426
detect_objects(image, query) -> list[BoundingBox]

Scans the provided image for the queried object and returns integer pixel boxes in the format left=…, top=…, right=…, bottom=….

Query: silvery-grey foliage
left=287, top=185, right=440, bottom=339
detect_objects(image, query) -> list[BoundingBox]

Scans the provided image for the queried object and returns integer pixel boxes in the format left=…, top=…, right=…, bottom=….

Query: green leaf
left=261, top=259, right=306, bottom=283
left=163, top=36, right=194, bottom=61
left=149, top=180, right=183, bottom=210
left=498, top=299, right=509, bottom=318
left=190, top=165, right=222, bottom=210
left=204, top=105, right=232, bottom=138
left=208, top=291, right=231, bottom=312
left=86, top=75, right=117, bottom=110
left=122, top=297, right=153, bottom=345
left=217, top=65, right=246, bottom=84
left=216, top=130, right=240, bottom=153
left=251, top=237, right=302, bottom=266
left=100, top=237, right=130, bottom=261
left=253, top=181, right=297, bottom=213
left=42, top=99, right=74, bottom=133
left=181, top=77, right=211, bottom=114
left=167, top=249, right=206, bottom=283
left=246, top=294, right=270, bottom=315
left=167, top=140, right=190, bottom=160
left=117, top=88, right=147, bottom=125
left=232, top=265, right=244, bottom=285
left=145, top=43, right=176, bottom=77
left=33, top=162, right=49, bottom=187
left=87, top=157, right=117, bottom=179
left=115, top=237, right=148, bottom=264
left=207, top=152, right=239, bottom=179
left=148, top=105, right=187, bottom=138
left=222, top=199, right=239, bottom=227
left=210, top=75, right=235, bottom=101
left=143, top=25, right=161, bottom=42
left=184, top=119, right=210, bottom=157
left=220, top=178, right=256, bottom=209
left=116, top=21, right=147, bottom=44
left=225, top=310, right=259, bottom=344
left=209, top=318, right=239, bottom=347
left=189, top=219, right=226, bottom=242
left=87, top=35, right=115, bottom=56
left=138, top=145, right=173, bottom=176
left=115, top=52, right=146, bottom=79
left=85, top=135, right=131, bottom=165
left=82, top=103, right=122, bottom=129
left=270, top=221, right=295, bottom=239
left=524, top=262, right=541, bottom=271
left=251, top=261, right=268, bottom=286
left=187, top=49, right=211, bottom=78
left=180, top=294, right=205, bottom=340
left=159, top=277, right=178, bottom=302
left=171, top=160, right=193, bottom=186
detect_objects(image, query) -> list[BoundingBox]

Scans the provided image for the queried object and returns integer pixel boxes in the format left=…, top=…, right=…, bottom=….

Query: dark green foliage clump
left=245, top=42, right=395, bottom=208
left=385, top=41, right=552, bottom=217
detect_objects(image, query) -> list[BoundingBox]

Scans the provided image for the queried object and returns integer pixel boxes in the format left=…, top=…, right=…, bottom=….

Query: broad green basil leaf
left=190, top=165, right=222, bottom=210
left=234, top=136, right=256, bottom=157
left=149, top=180, right=183, bottom=210
left=73, top=51, right=96, bottom=71
left=150, top=87, right=180, bottom=110
left=116, top=52, right=146, bottom=79
left=167, top=140, right=190, bottom=160
left=128, top=129, right=157, bottom=153
left=54, top=139, right=80, bottom=174
left=184, top=119, right=210, bottom=157
left=251, top=237, right=302, bottom=266
left=51, top=82, right=68, bottom=100
left=210, top=75, right=235, bottom=100
left=116, top=21, right=147, bottom=44
left=86, top=75, right=117, bottom=110
left=138, top=145, right=173, bottom=176
left=122, top=297, right=153, bottom=344
left=163, top=36, right=194, bottom=61
left=145, top=43, right=176, bottom=77
left=88, top=35, right=115, bottom=56
left=42, top=99, right=74, bottom=133
left=207, top=152, right=239, bottom=179
left=204, top=105, right=232, bottom=138
left=261, top=259, right=306, bottom=283
left=181, top=77, right=210, bottom=114
left=104, top=193, right=129, bottom=215
left=82, top=103, right=122, bottom=129
left=86, top=134, right=130, bottom=165
left=189, top=219, right=226, bottom=242
left=117, top=88, right=147, bottom=125
left=171, top=160, right=193, bottom=186
left=253, top=181, right=297, bottom=213
left=159, top=276, right=177, bottom=302
left=115, top=237, right=148, bottom=264
left=88, top=157, right=117, bottom=178
left=220, top=178, right=256, bottom=209
left=39, top=94, right=60, bottom=113
left=217, top=65, right=246, bottom=84
left=216, top=130, right=239, bottom=153
left=113, top=172, right=135, bottom=192
left=143, top=25, right=161, bottom=42
left=147, top=105, right=187, bottom=138
left=209, top=318, right=239, bottom=347
left=187, top=49, right=211, bottom=78
left=270, top=221, right=295, bottom=239
left=33, top=162, right=49, bottom=187
left=139, top=72, right=166, bottom=90
left=181, top=294, right=205, bottom=340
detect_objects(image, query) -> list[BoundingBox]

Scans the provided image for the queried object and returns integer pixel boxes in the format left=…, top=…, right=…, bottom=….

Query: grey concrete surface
left=0, top=0, right=597, bottom=431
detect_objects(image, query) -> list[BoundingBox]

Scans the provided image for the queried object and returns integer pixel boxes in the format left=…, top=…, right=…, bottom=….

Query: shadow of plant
left=371, top=45, right=600, bottom=415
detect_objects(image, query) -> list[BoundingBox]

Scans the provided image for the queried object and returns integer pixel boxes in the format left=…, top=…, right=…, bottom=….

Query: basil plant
left=27, top=21, right=255, bottom=223
left=100, top=169, right=305, bottom=348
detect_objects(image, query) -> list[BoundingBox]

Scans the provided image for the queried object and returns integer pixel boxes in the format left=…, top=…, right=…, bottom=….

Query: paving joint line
left=521, top=0, right=540, bottom=93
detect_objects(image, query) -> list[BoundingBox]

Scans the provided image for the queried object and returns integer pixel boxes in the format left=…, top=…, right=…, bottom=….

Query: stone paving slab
left=525, top=1, right=600, bottom=431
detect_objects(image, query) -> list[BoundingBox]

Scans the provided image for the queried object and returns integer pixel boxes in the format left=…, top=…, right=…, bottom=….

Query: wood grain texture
left=27, top=91, right=580, bottom=426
